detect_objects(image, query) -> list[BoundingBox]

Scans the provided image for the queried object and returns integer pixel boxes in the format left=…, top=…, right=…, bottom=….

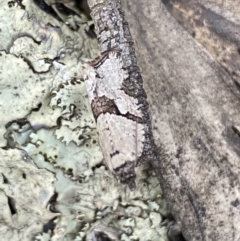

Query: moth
left=84, top=50, right=146, bottom=190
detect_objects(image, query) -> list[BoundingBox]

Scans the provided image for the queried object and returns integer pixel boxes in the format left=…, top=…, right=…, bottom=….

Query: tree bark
left=120, top=0, right=240, bottom=240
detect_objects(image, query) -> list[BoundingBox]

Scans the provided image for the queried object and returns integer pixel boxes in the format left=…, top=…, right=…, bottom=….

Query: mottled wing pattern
left=84, top=51, right=145, bottom=189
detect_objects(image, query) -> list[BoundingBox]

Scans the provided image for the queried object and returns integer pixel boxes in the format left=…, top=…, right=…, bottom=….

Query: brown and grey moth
left=84, top=0, right=158, bottom=190
left=84, top=50, right=151, bottom=189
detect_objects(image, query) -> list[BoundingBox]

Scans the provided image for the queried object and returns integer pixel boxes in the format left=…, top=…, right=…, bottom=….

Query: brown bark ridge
left=120, top=0, right=240, bottom=241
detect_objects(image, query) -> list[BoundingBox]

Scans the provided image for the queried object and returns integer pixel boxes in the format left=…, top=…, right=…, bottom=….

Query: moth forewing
left=84, top=51, right=146, bottom=189
left=97, top=113, right=145, bottom=182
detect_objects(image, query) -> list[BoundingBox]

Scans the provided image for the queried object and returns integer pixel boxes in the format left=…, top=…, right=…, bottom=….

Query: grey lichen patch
left=1, top=0, right=98, bottom=59
left=0, top=148, right=57, bottom=240
left=0, top=42, right=94, bottom=148
left=0, top=51, right=60, bottom=147
left=34, top=164, right=168, bottom=241
left=10, top=36, right=52, bottom=73
left=35, top=232, right=51, bottom=241
left=0, top=50, right=71, bottom=147
left=0, top=0, right=99, bottom=147
left=4, top=120, right=34, bottom=148
left=0, top=0, right=27, bottom=50
left=50, top=78, right=97, bottom=146
left=20, top=128, right=103, bottom=180
left=26, top=93, right=63, bottom=129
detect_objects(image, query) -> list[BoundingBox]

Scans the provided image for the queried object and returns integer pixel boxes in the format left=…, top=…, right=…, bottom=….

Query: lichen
left=21, top=128, right=103, bottom=179
left=47, top=165, right=168, bottom=241
left=0, top=0, right=98, bottom=147
left=49, top=78, right=97, bottom=147
left=0, top=148, right=57, bottom=240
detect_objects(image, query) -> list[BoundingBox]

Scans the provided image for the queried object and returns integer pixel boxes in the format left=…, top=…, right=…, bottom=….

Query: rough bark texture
left=120, top=0, right=240, bottom=241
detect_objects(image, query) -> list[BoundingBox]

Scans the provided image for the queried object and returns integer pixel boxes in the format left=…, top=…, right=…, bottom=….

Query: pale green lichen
left=0, top=0, right=99, bottom=147
left=21, top=128, right=103, bottom=179
left=49, top=78, right=97, bottom=147
left=42, top=165, right=167, bottom=241
left=0, top=148, right=57, bottom=241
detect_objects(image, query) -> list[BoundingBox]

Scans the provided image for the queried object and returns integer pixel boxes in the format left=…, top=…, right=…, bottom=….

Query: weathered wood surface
left=120, top=1, right=240, bottom=241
